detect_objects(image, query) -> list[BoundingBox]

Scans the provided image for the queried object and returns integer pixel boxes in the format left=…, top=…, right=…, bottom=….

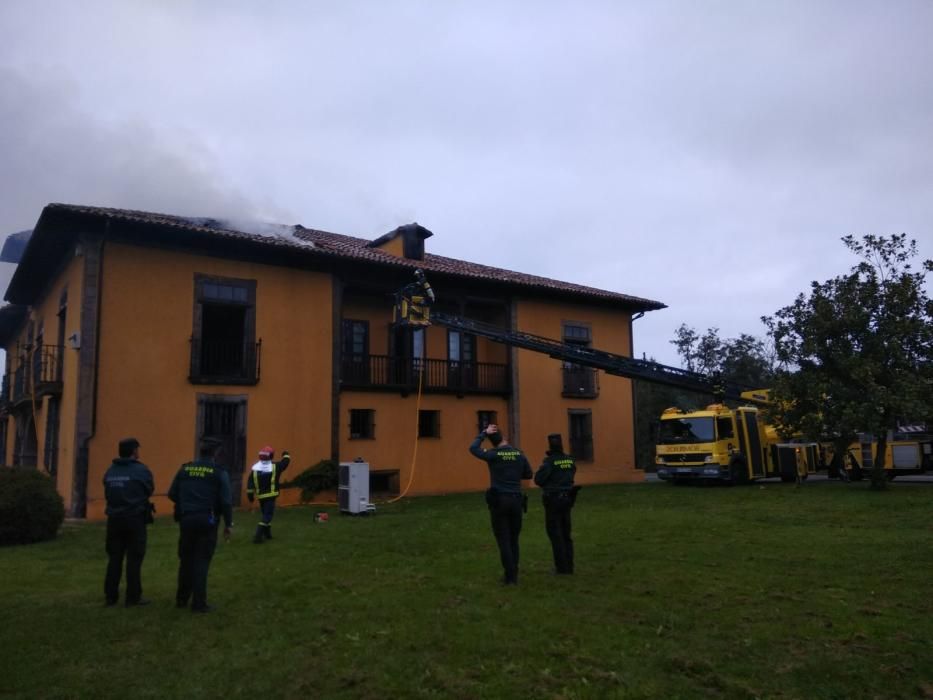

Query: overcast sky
left=1, top=1, right=931, bottom=365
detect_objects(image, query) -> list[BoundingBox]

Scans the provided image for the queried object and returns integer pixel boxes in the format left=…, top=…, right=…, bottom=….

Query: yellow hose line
left=384, top=365, right=425, bottom=504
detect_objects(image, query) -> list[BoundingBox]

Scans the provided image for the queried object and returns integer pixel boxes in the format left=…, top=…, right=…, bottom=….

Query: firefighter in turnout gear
left=247, top=446, right=291, bottom=543
left=534, top=433, right=579, bottom=575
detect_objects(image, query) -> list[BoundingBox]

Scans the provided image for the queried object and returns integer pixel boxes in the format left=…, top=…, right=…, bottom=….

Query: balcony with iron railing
left=189, top=338, right=262, bottom=385
left=0, top=345, right=62, bottom=408
left=562, top=366, right=599, bottom=398
left=32, top=344, right=63, bottom=398
left=3, top=345, right=64, bottom=408
left=341, top=355, right=510, bottom=395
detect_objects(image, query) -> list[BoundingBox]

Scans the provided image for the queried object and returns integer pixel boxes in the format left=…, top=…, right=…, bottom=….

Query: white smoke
left=185, top=217, right=316, bottom=249
left=0, top=66, right=293, bottom=234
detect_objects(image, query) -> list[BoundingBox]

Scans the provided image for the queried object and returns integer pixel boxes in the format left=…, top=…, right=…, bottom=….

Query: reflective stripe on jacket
left=247, top=453, right=291, bottom=500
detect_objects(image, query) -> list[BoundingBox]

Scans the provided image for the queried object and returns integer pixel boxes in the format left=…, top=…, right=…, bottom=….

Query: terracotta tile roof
left=43, top=203, right=665, bottom=310
left=52, top=204, right=322, bottom=252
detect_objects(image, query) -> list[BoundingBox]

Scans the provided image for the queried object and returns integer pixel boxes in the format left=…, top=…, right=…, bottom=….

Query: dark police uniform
left=246, top=450, right=291, bottom=543
left=103, top=457, right=154, bottom=606
left=167, top=458, right=233, bottom=612
left=469, top=433, right=533, bottom=584
left=534, top=437, right=578, bottom=574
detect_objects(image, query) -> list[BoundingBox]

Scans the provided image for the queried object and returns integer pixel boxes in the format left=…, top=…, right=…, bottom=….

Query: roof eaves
left=14, top=204, right=666, bottom=312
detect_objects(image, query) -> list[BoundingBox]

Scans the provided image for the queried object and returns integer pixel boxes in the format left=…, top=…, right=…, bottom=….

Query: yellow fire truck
left=827, top=437, right=932, bottom=481
left=654, top=396, right=822, bottom=484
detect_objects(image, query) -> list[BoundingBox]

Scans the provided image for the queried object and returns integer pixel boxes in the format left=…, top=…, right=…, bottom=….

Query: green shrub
left=281, top=459, right=338, bottom=502
left=0, top=468, right=65, bottom=546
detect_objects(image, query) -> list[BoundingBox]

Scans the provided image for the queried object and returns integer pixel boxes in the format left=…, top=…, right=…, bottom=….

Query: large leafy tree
left=671, top=324, right=776, bottom=389
left=763, top=234, right=933, bottom=489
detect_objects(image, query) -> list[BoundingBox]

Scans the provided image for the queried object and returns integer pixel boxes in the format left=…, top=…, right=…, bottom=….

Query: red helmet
left=259, top=445, right=274, bottom=458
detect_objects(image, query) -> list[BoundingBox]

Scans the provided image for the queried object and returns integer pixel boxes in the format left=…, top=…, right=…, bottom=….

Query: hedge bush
left=282, top=459, right=338, bottom=502
left=0, top=468, right=65, bottom=546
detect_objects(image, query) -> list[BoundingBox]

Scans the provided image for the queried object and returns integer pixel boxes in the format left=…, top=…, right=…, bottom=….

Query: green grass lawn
left=1, top=482, right=931, bottom=699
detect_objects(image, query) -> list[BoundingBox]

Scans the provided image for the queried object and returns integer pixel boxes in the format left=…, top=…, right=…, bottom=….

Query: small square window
left=563, top=323, right=591, bottom=344
left=350, top=409, right=375, bottom=439
left=477, top=410, right=497, bottom=433
left=418, top=410, right=441, bottom=438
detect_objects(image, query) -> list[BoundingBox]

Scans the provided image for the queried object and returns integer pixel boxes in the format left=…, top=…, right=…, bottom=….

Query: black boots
left=253, top=525, right=273, bottom=543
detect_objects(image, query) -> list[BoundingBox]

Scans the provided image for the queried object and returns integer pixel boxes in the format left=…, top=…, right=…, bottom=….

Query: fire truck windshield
left=658, top=417, right=715, bottom=444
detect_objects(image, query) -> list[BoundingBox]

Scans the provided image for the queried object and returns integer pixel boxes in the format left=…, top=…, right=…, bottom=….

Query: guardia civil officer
left=469, top=423, right=532, bottom=585
left=102, top=437, right=154, bottom=607
left=246, top=445, right=291, bottom=543
left=534, top=433, right=578, bottom=575
left=167, top=437, right=233, bottom=613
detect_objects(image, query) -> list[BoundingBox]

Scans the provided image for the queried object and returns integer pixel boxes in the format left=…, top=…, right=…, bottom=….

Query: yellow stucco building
left=0, top=204, right=664, bottom=519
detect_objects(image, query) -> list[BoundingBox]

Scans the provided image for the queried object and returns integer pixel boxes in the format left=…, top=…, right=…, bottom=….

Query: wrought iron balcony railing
left=189, top=338, right=262, bottom=385
left=341, top=355, right=509, bottom=395
left=32, top=345, right=63, bottom=396
left=2, top=345, right=65, bottom=408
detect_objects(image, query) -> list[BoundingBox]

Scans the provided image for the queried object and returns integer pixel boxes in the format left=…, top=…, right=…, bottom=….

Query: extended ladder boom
left=429, top=312, right=751, bottom=401
left=394, top=269, right=762, bottom=404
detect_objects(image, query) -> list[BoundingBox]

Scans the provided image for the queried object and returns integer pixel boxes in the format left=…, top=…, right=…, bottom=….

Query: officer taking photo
left=168, top=437, right=233, bottom=613
left=102, top=437, right=154, bottom=607
left=469, top=423, right=532, bottom=585
left=534, top=433, right=579, bottom=575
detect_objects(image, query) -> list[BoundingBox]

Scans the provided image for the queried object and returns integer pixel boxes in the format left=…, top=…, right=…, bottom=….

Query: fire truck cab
left=655, top=404, right=771, bottom=483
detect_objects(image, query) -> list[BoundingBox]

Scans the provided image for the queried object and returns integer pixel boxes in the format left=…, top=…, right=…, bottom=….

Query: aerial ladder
left=394, top=269, right=763, bottom=404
